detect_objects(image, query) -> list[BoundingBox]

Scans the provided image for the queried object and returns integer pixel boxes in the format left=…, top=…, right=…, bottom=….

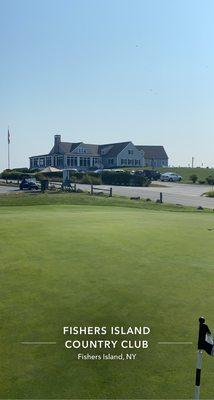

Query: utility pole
left=191, top=157, right=194, bottom=168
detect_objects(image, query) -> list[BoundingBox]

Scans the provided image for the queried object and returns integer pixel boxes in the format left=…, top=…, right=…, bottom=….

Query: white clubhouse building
left=30, top=135, right=168, bottom=170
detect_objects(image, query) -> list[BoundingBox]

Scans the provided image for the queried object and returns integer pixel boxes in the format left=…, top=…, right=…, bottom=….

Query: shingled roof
left=136, top=145, right=168, bottom=159
left=49, top=141, right=101, bottom=156
left=47, top=138, right=168, bottom=159
left=99, top=142, right=131, bottom=157
left=49, top=142, right=82, bottom=154
left=80, top=144, right=99, bottom=155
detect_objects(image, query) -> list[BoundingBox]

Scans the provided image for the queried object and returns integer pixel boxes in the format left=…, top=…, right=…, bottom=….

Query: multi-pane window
left=46, top=157, right=52, bottom=166
left=33, top=158, right=38, bottom=167
left=67, top=157, right=75, bottom=167
left=77, top=147, right=87, bottom=154
left=57, top=156, right=63, bottom=168
left=79, top=157, right=91, bottom=167
left=93, top=157, right=100, bottom=166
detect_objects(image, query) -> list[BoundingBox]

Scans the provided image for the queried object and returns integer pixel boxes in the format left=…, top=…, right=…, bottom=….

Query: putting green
left=1, top=205, right=214, bottom=399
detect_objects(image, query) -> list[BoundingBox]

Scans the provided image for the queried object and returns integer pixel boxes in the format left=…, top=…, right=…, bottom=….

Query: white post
left=194, top=350, right=202, bottom=399
left=8, top=141, right=10, bottom=169
left=7, top=127, right=10, bottom=169
left=194, top=317, right=206, bottom=400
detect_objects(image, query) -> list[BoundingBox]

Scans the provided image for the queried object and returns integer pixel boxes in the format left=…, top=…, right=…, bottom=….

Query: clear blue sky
left=0, top=0, right=213, bottom=170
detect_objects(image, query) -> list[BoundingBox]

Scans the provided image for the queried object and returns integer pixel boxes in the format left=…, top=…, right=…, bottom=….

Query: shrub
left=130, top=175, right=150, bottom=186
left=101, top=171, right=150, bottom=186
left=35, top=173, right=50, bottom=181
left=29, top=168, right=40, bottom=173
left=34, top=171, right=63, bottom=182
left=0, top=169, right=30, bottom=181
left=206, top=191, right=214, bottom=198
left=12, top=168, right=30, bottom=173
left=198, top=180, right=205, bottom=184
left=80, top=174, right=102, bottom=185
left=189, top=174, right=198, bottom=183
left=206, top=176, right=214, bottom=185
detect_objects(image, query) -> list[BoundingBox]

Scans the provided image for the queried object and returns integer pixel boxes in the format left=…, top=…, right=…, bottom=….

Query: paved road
left=0, top=182, right=214, bottom=209
left=0, top=185, right=18, bottom=194
left=76, top=182, right=214, bottom=209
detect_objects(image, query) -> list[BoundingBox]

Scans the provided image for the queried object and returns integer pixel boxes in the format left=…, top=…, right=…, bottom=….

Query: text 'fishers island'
left=63, top=326, right=150, bottom=349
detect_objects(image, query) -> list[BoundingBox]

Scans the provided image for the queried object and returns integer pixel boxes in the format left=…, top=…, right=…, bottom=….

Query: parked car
left=20, top=178, right=39, bottom=190
left=134, top=169, right=160, bottom=181
left=142, top=170, right=161, bottom=181
left=160, top=172, right=182, bottom=182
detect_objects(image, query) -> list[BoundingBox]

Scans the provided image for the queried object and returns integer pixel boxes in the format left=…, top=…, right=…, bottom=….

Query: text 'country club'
left=63, top=326, right=150, bottom=349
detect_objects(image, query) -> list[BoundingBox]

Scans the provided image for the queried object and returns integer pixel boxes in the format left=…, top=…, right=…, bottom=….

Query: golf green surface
left=1, top=205, right=214, bottom=399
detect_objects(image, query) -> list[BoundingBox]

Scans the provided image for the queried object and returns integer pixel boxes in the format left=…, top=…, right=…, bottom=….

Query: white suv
left=160, top=172, right=182, bottom=182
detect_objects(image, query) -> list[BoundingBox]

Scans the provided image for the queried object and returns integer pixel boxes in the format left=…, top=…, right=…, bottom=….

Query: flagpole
left=194, top=317, right=205, bottom=400
left=8, top=127, right=10, bottom=169
left=8, top=140, right=10, bottom=169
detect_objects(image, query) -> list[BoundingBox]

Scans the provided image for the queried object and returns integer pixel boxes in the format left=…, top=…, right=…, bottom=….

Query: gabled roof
left=66, top=143, right=100, bottom=156
left=99, top=142, right=131, bottom=157
left=136, top=145, right=168, bottom=159
left=49, top=141, right=100, bottom=156
left=49, top=142, right=82, bottom=154
left=78, top=144, right=99, bottom=155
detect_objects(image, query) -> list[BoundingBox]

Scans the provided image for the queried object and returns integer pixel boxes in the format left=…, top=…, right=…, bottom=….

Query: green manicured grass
left=1, top=202, right=214, bottom=399
left=0, top=191, right=211, bottom=213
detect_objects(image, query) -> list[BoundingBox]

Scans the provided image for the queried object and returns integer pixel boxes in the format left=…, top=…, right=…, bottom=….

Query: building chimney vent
left=54, top=135, right=61, bottom=153
left=54, top=134, right=61, bottom=144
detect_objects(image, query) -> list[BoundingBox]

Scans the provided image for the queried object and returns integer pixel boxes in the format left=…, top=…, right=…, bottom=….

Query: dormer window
left=78, top=147, right=87, bottom=154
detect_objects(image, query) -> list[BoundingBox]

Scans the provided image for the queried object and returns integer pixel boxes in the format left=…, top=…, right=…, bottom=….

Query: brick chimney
left=54, top=135, right=61, bottom=153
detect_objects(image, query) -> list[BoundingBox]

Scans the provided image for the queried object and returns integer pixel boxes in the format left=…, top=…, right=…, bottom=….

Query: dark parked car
left=135, top=170, right=161, bottom=181
left=144, top=170, right=161, bottom=181
left=19, top=179, right=39, bottom=190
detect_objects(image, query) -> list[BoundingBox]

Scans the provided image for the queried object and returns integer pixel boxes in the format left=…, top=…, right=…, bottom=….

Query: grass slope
left=147, top=167, right=214, bottom=184
left=1, top=205, right=214, bottom=399
left=0, top=191, right=211, bottom=213
left=122, top=166, right=214, bottom=184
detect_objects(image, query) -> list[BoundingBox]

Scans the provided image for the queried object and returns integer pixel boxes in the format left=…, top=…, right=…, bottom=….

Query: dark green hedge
left=0, top=170, right=30, bottom=180
left=0, top=169, right=150, bottom=187
left=101, top=171, right=150, bottom=186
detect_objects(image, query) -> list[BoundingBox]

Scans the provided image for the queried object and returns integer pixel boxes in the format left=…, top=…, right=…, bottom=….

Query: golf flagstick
left=194, top=349, right=203, bottom=399
left=194, top=317, right=214, bottom=399
left=194, top=317, right=206, bottom=399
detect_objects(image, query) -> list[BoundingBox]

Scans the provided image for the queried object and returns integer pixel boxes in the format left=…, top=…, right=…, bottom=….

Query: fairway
left=1, top=205, right=214, bottom=399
